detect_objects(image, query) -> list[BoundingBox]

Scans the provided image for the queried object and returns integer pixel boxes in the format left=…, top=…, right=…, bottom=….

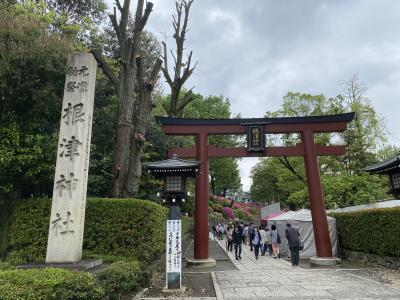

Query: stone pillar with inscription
left=46, top=53, right=97, bottom=263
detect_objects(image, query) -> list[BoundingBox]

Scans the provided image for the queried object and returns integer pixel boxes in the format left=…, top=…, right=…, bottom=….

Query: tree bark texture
left=126, top=57, right=162, bottom=196
left=91, top=0, right=155, bottom=197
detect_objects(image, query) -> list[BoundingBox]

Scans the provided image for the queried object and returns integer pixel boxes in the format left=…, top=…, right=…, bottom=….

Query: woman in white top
left=259, top=227, right=268, bottom=256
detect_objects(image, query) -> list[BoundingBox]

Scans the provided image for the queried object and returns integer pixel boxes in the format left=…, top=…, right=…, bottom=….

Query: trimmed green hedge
left=0, top=268, right=104, bottom=300
left=331, top=207, right=400, bottom=257
left=6, top=198, right=168, bottom=263
left=97, top=260, right=142, bottom=299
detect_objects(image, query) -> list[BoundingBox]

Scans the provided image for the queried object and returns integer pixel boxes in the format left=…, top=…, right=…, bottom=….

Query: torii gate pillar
left=302, top=130, right=333, bottom=257
left=194, top=132, right=210, bottom=259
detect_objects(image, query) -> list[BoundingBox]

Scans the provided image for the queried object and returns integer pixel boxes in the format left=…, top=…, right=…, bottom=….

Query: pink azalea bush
left=221, top=207, right=235, bottom=220
left=209, top=194, right=263, bottom=221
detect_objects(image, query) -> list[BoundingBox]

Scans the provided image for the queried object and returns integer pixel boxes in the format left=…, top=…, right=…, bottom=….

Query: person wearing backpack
left=259, top=226, right=268, bottom=256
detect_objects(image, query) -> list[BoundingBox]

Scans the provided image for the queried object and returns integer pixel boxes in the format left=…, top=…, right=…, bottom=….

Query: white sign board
left=166, top=220, right=182, bottom=273
left=46, top=53, right=97, bottom=263
left=261, top=202, right=281, bottom=219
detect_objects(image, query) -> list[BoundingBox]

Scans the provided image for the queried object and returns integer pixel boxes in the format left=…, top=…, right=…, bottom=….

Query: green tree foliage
left=183, top=94, right=241, bottom=194
left=0, top=2, right=74, bottom=197
left=251, top=157, right=306, bottom=205
left=288, top=173, right=389, bottom=209
left=155, top=93, right=242, bottom=195
left=251, top=83, right=392, bottom=209
left=87, top=71, right=117, bottom=196
left=342, top=75, right=388, bottom=172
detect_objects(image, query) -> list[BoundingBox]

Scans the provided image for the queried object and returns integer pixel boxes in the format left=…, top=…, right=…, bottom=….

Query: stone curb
left=211, top=271, right=224, bottom=300
left=134, top=286, right=218, bottom=300
left=132, top=287, right=148, bottom=300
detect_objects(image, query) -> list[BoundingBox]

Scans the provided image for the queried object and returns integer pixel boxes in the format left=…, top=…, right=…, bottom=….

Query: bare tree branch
left=136, top=56, right=145, bottom=93
left=161, top=0, right=196, bottom=117
left=170, top=50, right=177, bottom=66
left=119, top=0, right=131, bottom=37
left=176, top=88, right=195, bottom=113
left=133, top=0, right=144, bottom=41
left=149, top=58, right=163, bottom=85
left=91, top=49, right=120, bottom=89
left=115, top=0, right=123, bottom=12
left=139, top=2, right=154, bottom=31
left=109, top=8, right=122, bottom=42
left=278, top=156, right=306, bottom=183
left=161, top=41, right=173, bottom=86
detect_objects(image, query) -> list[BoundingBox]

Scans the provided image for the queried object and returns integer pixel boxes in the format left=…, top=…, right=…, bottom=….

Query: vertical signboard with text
left=46, top=53, right=97, bottom=263
left=246, top=124, right=265, bottom=152
left=166, top=219, right=182, bottom=289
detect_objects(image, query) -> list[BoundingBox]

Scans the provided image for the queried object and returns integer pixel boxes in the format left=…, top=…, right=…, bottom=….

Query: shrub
left=331, top=207, right=400, bottom=257
left=97, top=260, right=142, bottom=299
left=209, top=212, right=223, bottom=222
left=234, top=208, right=254, bottom=222
left=221, top=207, right=235, bottom=220
left=181, top=216, right=190, bottom=235
left=6, top=198, right=167, bottom=262
left=211, top=203, right=223, bottom=213
left=0, top=260, right=14, bottom=270
left=0, top=268, right=103, bottom=300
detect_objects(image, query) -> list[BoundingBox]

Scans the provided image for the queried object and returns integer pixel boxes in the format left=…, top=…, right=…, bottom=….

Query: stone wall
left=340, top=248, right=400, bottom=269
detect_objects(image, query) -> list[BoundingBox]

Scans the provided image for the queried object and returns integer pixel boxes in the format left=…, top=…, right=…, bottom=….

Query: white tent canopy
left=268, top=209, right=338, bottom=258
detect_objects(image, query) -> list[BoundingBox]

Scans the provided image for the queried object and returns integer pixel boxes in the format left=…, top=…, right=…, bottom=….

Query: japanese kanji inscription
left=46, top=53, right=97, bottom=263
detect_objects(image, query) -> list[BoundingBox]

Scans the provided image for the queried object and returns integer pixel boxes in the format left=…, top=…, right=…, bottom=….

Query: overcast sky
left=106, top=0, right=400, bottom=190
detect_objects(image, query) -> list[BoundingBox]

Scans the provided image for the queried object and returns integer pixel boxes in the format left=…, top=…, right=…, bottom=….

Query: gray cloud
left=106, top=0, right=400, bottom=189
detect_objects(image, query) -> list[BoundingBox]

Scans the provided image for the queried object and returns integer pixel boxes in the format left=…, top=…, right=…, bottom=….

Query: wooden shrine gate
left=156, top=112, right=355, bottom=261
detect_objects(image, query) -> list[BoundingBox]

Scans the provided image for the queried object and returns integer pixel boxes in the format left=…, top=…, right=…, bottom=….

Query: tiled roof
left=363, top=155, right=400, bottom=174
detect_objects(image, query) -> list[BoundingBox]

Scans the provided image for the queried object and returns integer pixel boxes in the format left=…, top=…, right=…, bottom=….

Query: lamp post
left=146, top=154, right=200, bottom=290
left=364, top=154, right=400, bottom=199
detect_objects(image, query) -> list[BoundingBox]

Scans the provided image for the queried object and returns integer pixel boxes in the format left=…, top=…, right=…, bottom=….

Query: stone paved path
left=213, top=239, right=400, bottom=299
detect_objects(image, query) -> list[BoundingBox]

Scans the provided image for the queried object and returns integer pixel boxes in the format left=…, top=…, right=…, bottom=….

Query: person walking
left=243, top=224, right=249, bottom=245
left=270, top=224, right=281, bottom=258
left=211, top=225, right=217, bottom=240
left=232, top=223, right=243, bottom=260
left=226, top=223, right=234, bottom=252
left=265, top=227, right=272, bottom=255
left=249, top=223, right=254, bottom=251
left=285, top=223, right=301, bottom=266
left=259, top=226, right=268, bottom=256
left=250, top=226, right=262, bottom=259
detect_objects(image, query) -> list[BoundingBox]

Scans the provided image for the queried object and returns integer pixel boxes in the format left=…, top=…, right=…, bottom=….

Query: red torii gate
left=156, top=112, right=355, bottom=261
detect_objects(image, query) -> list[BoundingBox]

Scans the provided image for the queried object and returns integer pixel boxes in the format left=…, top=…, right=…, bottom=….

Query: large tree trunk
left=91, top=0, right=154, bottom=198
left=110, top=67, right=136, bottom=197
left=126, top=57, right=162, bottom=196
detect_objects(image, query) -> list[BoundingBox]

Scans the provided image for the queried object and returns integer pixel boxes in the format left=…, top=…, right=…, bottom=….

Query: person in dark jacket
left=232, top=223, right=243, bottom=260
left=285, top=223, right=300, bottom=266
left=250, top=226, right=262, bottom=259
left=248, top=222, right=254, bottom=251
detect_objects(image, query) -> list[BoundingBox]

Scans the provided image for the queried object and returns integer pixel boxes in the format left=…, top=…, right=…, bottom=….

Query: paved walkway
left=212, top=239, right=400, bottom=299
